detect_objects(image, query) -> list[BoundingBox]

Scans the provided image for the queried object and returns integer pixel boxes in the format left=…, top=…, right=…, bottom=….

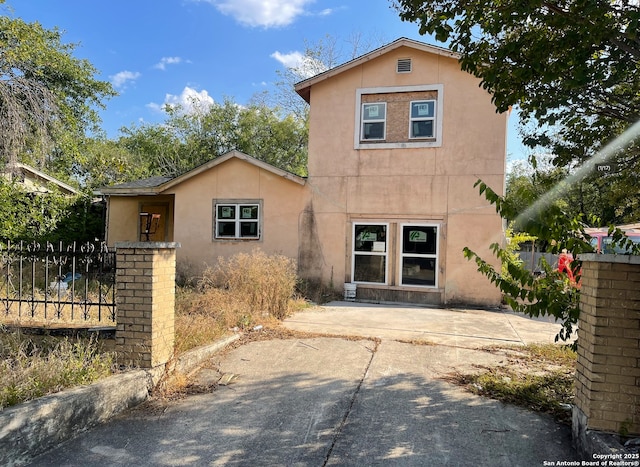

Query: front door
left=139, top=204, right=168, bottom=242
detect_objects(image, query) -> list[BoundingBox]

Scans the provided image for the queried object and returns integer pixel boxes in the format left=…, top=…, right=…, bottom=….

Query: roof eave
left=294, top=37, right=460, bottom=104
left=8, top=162, right=80, bottom=195
left=100, top=150, right=306, bottom=196
left=98, top=188, right=163, bottom=196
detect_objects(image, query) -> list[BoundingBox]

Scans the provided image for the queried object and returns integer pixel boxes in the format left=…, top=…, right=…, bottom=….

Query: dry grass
left=445, top=343, right=576, bottom=424
left=1, top=250, right=314, bottom=406
left=198, top=250, right=298, bottom=319
left=174, top=250, right=310, bottom=354
left=0, top=329, right=115, bottom=409
left=156, top=249, right=309, bottom=401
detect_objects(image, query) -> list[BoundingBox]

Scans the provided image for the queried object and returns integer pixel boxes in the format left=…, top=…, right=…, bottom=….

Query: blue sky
left=7, top=0, right=525, bottom=161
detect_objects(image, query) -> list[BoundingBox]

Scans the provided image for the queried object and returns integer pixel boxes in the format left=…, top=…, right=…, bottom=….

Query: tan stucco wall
left=106, top=195, right=175, bottom=245
left=101, top=159, right=305, bottom=276
left=302, top=45, right=507, bottom=306
left=166, top=158, right=307, bottom=270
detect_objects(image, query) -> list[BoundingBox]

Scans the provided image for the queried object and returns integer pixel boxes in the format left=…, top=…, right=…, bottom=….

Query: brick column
left=115, top=242, right=180, bottom=368
left=573, top=254, right=640, bottom=447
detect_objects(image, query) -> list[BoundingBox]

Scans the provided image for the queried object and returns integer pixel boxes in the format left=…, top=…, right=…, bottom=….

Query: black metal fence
left=0, top=241, right=116, bottom=324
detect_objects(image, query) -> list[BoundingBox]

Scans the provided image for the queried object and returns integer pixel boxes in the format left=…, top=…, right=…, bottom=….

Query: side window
left=361, top=103, right=386, bottom=141
left=409, top=100, right=436, bottom=139
left=214, top=201, right=260, bottom=240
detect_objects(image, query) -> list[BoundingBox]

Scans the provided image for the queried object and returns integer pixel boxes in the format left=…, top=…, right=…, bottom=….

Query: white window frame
left=360, top=102, right=387, bottom=141
left=354, top=84, right=444, bottom=150
left=399, top=223, right=439, bottom=288
left=213, top=201, right=261, bottom=240
left=409, top=100, right=437, bottom=139
left=351, top=222, right=389, bottom=285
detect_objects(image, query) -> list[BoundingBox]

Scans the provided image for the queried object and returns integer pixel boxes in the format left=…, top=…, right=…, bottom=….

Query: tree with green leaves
left=505, top=155, right=634, bottom=228
left=0, top=177, right=103, bottom=243
left=465, top=180, right=640, bottom=347
left=393, top=0, right=640, bottom=219
left=0, top=2, right=116, bottom=171
left=392, top=0, right=640, bottom=344
left=118, top=98, right=308, bottom=178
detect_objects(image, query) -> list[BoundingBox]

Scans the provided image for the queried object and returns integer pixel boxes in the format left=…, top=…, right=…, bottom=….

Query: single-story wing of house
left=100, top=150, right=308, bottom=273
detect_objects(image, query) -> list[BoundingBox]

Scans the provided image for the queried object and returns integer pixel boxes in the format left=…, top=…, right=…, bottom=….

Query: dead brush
left=174, top=250, right=302, bottom=353
left=198, top=249, right=298, bottom=320
left=0, top=329, right=115, bottom=409
left=175, top=287, right=257, bottom=353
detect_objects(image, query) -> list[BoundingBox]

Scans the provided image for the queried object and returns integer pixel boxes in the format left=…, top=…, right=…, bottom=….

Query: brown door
left=139, top=204, right=168, bottom=241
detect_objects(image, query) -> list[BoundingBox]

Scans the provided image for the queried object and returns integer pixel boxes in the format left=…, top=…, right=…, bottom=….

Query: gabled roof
left=294, top=37, right=460, bottom=103
left=3, top=162, right=79, bottom=195
left=99, top=150, right=306, bottom=196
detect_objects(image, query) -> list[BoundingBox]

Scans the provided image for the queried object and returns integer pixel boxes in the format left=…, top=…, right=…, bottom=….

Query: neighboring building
left=101, top=38, right=508, bottom=307
left=2, top=162, right=79, bottom=196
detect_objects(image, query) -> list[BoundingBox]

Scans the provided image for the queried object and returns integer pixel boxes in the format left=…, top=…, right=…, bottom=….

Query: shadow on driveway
left=29, top=338, right=578, bottom=466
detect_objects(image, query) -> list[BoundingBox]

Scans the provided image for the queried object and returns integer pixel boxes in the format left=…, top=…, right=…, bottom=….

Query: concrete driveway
left=28, top=304, right=578, bottom=466
left=283, top=301, right=566, bottom=347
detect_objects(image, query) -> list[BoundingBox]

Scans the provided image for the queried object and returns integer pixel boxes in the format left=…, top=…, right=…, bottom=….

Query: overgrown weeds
left=198, top=250, right=298, bottom=319
left=1, top=250, right=314, bottom=406
left=0, top=329, right=115, bottom=409
left=446, top=344, right=576, bottom=424
left=175, top=249, right=309, bottom=353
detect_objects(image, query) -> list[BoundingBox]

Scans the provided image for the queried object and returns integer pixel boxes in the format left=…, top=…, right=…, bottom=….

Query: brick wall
left=114, top=242, right=179, bottom=368
left=573, top=254, right=640, bottom=443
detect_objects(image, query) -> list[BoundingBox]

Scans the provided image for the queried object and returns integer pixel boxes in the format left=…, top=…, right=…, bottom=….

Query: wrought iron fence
left=0, top=241, right=116, bottom=324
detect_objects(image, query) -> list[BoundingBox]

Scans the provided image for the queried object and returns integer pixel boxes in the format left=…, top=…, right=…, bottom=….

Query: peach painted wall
left=166, top=158, right=306, bottom=271
left=301, top=45, right=507, bottom=306
left=106, top=195, right=175, bottom=244
left=106, top=159, right=307, bottom=274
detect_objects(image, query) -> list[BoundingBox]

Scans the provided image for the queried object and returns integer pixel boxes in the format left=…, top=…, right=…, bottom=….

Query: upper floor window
left=354, top=85, right=443, bottom=150
left=409, top=100, right=436, bottom=139
left=361, top=103, right=386, bottom=140
left=214, top=201, right=261, bottom=240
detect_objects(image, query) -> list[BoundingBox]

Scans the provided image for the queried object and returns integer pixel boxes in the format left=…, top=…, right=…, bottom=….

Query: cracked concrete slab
left=284, top=301, right=565, bottom=347
left=27, top=337, right=577, bottom=466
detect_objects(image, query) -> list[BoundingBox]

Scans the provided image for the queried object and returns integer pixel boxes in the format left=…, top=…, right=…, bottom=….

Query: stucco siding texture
left=170, top=159, right=307, bottom=270
left=445, top=213, right=504, bottom=305
left=302, top=44, right=506, bottom=306
left=106, top=195, right=174, bottom=245
left=345, top=175, right=448, bottom=215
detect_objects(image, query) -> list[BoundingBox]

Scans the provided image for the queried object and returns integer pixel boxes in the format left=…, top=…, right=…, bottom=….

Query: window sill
left=356, top=140, right=441, bottom=150
left=354, top=283, right=441, bottom=292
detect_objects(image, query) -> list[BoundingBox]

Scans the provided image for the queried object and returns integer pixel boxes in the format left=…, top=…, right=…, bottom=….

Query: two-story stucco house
left=294, top=38, right=507, bottom=306
left=101, top=37, right=507, bottom=307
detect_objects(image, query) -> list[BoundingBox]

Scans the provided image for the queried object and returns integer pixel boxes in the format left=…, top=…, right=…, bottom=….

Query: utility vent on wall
left=397, top=58, right=412, bottom=73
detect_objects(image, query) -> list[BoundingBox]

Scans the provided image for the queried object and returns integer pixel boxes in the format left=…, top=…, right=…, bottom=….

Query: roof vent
left=397, top=58, right=412, bottom=73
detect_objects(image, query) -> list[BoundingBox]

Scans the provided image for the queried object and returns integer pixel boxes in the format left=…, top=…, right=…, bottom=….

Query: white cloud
left=271, top=50, right=328, bottom=79
left=148, top=86, right=215, bottom=114
left=207, top=0, right=315, bottom=28
left=271, top=51, right=305, bottom=69
left=110, top=71, right=141, bottom=89
left=154, top=56, right=184, bottom=70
